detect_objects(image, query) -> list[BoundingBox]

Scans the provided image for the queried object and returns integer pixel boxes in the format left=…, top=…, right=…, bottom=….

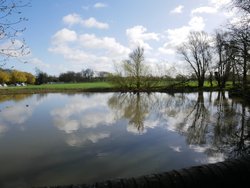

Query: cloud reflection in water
left=50, top=93, right=115, bottom=146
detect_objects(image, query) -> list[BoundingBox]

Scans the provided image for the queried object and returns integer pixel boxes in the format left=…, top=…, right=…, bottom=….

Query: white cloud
left=29, top=58, right=50, bottom=69
left=191, top=6, right=217, bottom=14
left=49, top=25, right=129, bottom=72
left=63, top=14, right=109, bottom=29
left=191, top=0, right=231, bottom=16
left=126, top=25, right=159, bottom=50
left=170, top=5, right=184, bottom=14
left=49, top=43, right=114, bottom=71
left=94, top=2, right=107, bottom=8
left=52, top=28, right=77, bottom=44
left=188, top=16, right=205, bottom=30
left=84, top=17, right=109, bottom=29
left=159, top=16, right=205, bottom=55
left=79, top=34, right=130, bottom=56
left=210, top=0, right=231, bottom=9
left=62, top=14, right=82, bottom=26
left=158, top=47, right=175, bottom=55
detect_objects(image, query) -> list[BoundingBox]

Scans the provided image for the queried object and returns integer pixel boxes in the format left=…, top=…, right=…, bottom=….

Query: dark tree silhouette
left=214, top=30, right=235, bottom=88
left=177, top=31, right=212, bottom=88
left=229, top=22, right=250, bottom=89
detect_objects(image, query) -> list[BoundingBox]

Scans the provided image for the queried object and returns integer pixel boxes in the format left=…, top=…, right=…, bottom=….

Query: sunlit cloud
left=210, top=0, right=231, bottom=9
left=159, top=16, right=205, bottom=55
left=126, top=25, right=159, bottom=50
left=79, top=33, right=130, bottom=56
left=170, top=5, right=184, bottom=14
left=191, top=6, right=217, bottom=14
left=49, top=27, right=129, bottom=72
left=63, top=14, right=109, bottom=29
left=51, top=28, right=77, bottom=44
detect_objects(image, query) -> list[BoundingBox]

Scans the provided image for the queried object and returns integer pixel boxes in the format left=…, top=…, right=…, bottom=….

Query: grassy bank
left=0, top=81, right=236, bottom=94
left=0, top=82, right=114, bottom=94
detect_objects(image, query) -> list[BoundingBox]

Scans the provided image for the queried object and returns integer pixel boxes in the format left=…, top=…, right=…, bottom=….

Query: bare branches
left=232, top=0, right=250, bottom=14
left=0, top=0, right=30, bottom=66
left=177, top=31, right=212, bottom=87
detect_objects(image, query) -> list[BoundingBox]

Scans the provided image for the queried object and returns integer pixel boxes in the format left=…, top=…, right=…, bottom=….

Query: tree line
left=0, top=69, right=35, bottom=85
left=176, top=0, right=250, bottom=89
left=0, top=68, right=111, bottom=85
left=110, top=0, right=250, bottom=90
left=35, top=68, right=109, bottom=84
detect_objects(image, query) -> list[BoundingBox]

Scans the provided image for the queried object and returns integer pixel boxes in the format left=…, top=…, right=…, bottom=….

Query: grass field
left=0, top=80, right=236, bottom=94
left=25, top=82, right=113, bottom=89
left=0, top=82, right=114, bottom=93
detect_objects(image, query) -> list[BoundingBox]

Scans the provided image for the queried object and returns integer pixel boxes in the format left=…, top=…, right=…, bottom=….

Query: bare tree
left=177, top=31, right=212, bottom=88
left=110, top=46, right=154, bottom=90
left=123, top=47, right=147, bottom=89
left=0, top=0, right=30, bottom=66
left=232, top=0, right=250, bottom=14
left=229, top=22, right=250, bottom=89
left=214, top=30, right=235, bottom=88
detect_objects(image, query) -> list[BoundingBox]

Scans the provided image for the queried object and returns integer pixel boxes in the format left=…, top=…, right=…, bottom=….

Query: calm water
left=0, top=92, right=249, bottom=187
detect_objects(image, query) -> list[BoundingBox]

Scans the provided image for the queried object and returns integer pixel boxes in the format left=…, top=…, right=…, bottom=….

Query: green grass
left=26, top=82, right=113, bottom=89
left=0, top=82, right=113, bottom=93
left=0, top=80, right=237, bottom=94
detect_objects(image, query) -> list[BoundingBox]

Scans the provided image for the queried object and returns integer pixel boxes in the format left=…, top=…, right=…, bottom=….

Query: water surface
left=0, top=92, right=249, bottom=187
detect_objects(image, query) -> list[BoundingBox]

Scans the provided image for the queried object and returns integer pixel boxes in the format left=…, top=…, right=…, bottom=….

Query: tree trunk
left=243, top=53, right=247, bottom=90
left=198, top=79, right=204, bottom=88
left=232, top=66, right=236, bottom=87
left=136, top=76, right=140, bottom=90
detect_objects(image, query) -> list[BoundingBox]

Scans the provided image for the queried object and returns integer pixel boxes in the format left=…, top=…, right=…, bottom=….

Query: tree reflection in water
left=179, top=91, right=209, bottom=145
left=108, top=92, right=250, bottom=159
left=108, top=93, right=152, bottom=133
left=209, top=91, right=250, bottom=158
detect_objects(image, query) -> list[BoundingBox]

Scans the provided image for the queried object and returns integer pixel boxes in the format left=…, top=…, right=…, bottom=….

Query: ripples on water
left=0, top=92, right=249, bottom=187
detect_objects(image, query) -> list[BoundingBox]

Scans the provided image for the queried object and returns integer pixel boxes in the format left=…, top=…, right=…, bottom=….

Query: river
left=0, top=92, right=249, bottom=187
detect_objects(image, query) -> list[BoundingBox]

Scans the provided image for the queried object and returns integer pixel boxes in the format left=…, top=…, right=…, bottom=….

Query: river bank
left=0, top=81, right=235, bottom=94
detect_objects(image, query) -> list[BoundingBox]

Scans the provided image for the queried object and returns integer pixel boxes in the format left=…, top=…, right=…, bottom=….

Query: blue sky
left=8, top=0, right=234, bottom=75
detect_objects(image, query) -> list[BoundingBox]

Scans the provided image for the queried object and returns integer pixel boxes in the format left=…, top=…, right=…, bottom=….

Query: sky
left=6, top=0, right=235, bottom=76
